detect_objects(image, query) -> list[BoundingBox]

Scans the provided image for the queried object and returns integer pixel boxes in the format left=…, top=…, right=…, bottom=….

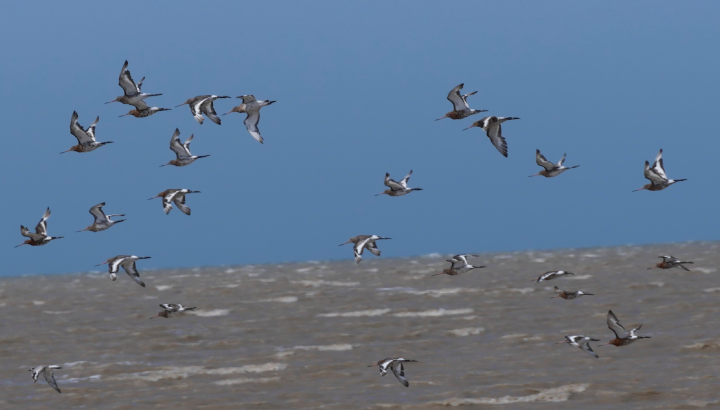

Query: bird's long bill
left=338, top=241, right=351, bottom=246
left=461, top=125, right=475, bottom=131
left=148, top=196, right=160, bottom=200
left=59, top=148, right=73, bottom=154
left=374, top=192, right=387, bottom=196
left=94, top=261, right=109, bottom=267
left=222, top=111, right=233, bottom=116
left=175, top=103, right=188, bottom=107
left=528, top=173, right=541, bottom=177
left=434, top=115, right=447, bottom=121
left=149, top=314, right=161, bottom=319
left=632, top=187, right=646, bottom=192
left=554, top=340, right=568, bottom=344
left=77, top=228, right=88, bottom=232
left=14, top=242, right=27, bottom=248
left=105, top=99, right=117, bottom=104
left=118, top=113, right=131, bottom=117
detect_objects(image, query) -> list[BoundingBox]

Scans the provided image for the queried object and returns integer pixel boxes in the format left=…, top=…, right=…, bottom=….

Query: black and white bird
left=529, top=150, right=579, bottom=178
left=598, top=310, right=651, bottom=347
left=633, top=149, right=686, bottom=192
left=649, top=255, right=694, bottom=271
left=149, top=303, right=197, bottom=319
left=148, top=189, right=201, bottom=215
left=77, top=202, right=125, bottom=232
left=15, top=208, right=64, bottom=247
left=368, top=358, right=418, bottom=387
left=556, top=335, right=600, bottom=358
left=177, top=95, right=230, bottom=125
left=106, top=60, right=162, bottom=107
left=95, top=255, right=151, bottom=287
left=29, top=365, right=62, bottom=393
left=551, top=286, right=593, bottom=300
left=223, top=95, right=276, bottom=144
left=375, top=170, right=423, bottom=197
left=535, top=270, right=575, bottom=283
left=435, top=83, right=487, bottom=121
left=339, top=235, right=391, bottom=264
left=61, top=111, right=113, bottom=153
left=160, top=129, right=210, bottom=167
left=446, top=254, right=485, bottom=270
left=462, top=116, right=520, bottom=157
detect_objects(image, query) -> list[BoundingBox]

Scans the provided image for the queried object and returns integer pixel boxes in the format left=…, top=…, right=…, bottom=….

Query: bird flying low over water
left=375, top=170, right=423, bottom=197
left=649, top=255, right=693, bottom=271
left=223, top=95, right=276, bottom=144
left=62, top=111, right=112, bottom=154
left=556, top=335, right=600, bottom=358
left=160, top=129, right=210, bottom=167
left=463, top=116, right=520, bottom=157
left=15, top=208, right=63, bottom=247
left=339, top=235, right=391, bottom=264
left=106, top=60, right=162, bottom=107
left=177, top=95, right=230, bottom=125
left=77, top=202, right=125, bottom=232
left=530, top=150, right=579, bottom=177
left=551, top=286, right=593, bottom=300
left=598, top=310, right=650, bottom=347
left=95, top=255, right=151, bottom=287
left=149, top=303, right=197, bottom=319
left=435, top=83, right=487, bottom=121
left=148, top=189, right=201, bottom=215
left=433, top=255, right=486, bottom=276
left=633, top=149, right=686, bottom=192
left=29, top=365, right=62, bottom=393
left=535, top=270, right=574, bottom=283
left=368, top=358, right=418, bottom=387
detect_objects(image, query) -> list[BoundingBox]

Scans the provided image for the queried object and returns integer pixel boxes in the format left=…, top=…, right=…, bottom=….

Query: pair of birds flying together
left=376, top=170, right=423, bottom=197
left=557, top=310, right=651, bottom=359
left=149, top=303, right=196, bottom=319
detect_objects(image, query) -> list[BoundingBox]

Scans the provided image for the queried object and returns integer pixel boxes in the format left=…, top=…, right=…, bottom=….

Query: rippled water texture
left=3, top=243, right=720, bottom=409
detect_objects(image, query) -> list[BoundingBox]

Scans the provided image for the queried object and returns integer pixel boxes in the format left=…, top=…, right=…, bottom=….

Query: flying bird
left=368, top=358, right=418, bottom=387
left=339, top=235, right=391, bottom=264
left=61, top=111, right=113, bottom=153
left=463, top=116, right=520, bottom=157
left=29, top=365, right=62, bottom=393
left=551, top=286, right=593, bottom=300
left=223, top=94, right=276, bottom=144
left=177, top=95, right=230, bottom=125
left=160, top=129, right=210, bottom=167
left=375, top=170, right=423, bottom=197
left=77, top=202, right=125, bottom=232
left=435, top=83, right=487, bottom=120
left=95, top=255, right=151, bottom=287
left=15, top=208, right=64, bottom=247
left=649, top=255, right=693, bottom=271
left=598, top=310, right=650, bottom=347
left=633, top=149, right=686, bottom=192
left=118, top=100, right=171, bottom=118
left=556, top=335, right=600, bottom=358
left=149, top=304, right=197, bottom=319
left=529, top=150, right=579, bottom=177
left=148, top=189, right=201, bottom=215
left=106, top=60, right=162, bottom=107
left=535, top=270, right=575, bottom=283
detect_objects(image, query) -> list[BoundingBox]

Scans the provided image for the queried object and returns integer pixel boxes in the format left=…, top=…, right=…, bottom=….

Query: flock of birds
left=19, top=64, right=691, bottom=392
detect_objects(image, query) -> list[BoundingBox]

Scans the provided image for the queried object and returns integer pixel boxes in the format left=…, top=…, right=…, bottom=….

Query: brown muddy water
left=2, top=242, right=720, bottom=409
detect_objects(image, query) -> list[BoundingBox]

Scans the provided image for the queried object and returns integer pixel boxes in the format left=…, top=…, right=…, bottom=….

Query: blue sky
left=1, top=2, right=718, bottom=276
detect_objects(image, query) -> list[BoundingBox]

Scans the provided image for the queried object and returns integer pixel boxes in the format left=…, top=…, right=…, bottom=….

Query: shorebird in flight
left=177, top=95, right=230, bottom=125
left=633, top=149, right=686, bottom=192
left=77, top=202, right=125, bottom=232
left=15, top=208, right=64, bottom=247
left=529, top=150, right=579, bottom=177
left=375, top=170, right=423, bottom=197
left=148, top=189, right=201, bottom=215
left=29, top=365, right=62, bottom=393
left=95, top=255, right=151, bottom=287
left=223, top=94, right=276, bottom=144
left=435, top=83, right=487, bottom=121
left=118, top=100, right=171, bottom=118
left=535, top=270, right=575, bottom=283
left=556, top=335, right=600, bottom=358
left=61, top=111, right=113, bottom=154
left=149, top=304, right=197, bottom=319
left=598, top=310, right=650, bottom=347
left=463, top=116, right=520, bottom=157
left=551, top=286, right=593, bottom=300
left=160, top=129, right=210, bottom=167
left=368, top=358, right=418, bottom=387
left=433, top=255, right=486, bottom=276
left=649, top=255, right=693, bottom=271
left=106, top=60, right=162, bottom=107
left=339, top=235, right=391, bottom=264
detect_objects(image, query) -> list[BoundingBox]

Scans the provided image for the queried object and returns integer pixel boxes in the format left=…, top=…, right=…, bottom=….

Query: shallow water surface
left=2, top=243, right=720, bottom=409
